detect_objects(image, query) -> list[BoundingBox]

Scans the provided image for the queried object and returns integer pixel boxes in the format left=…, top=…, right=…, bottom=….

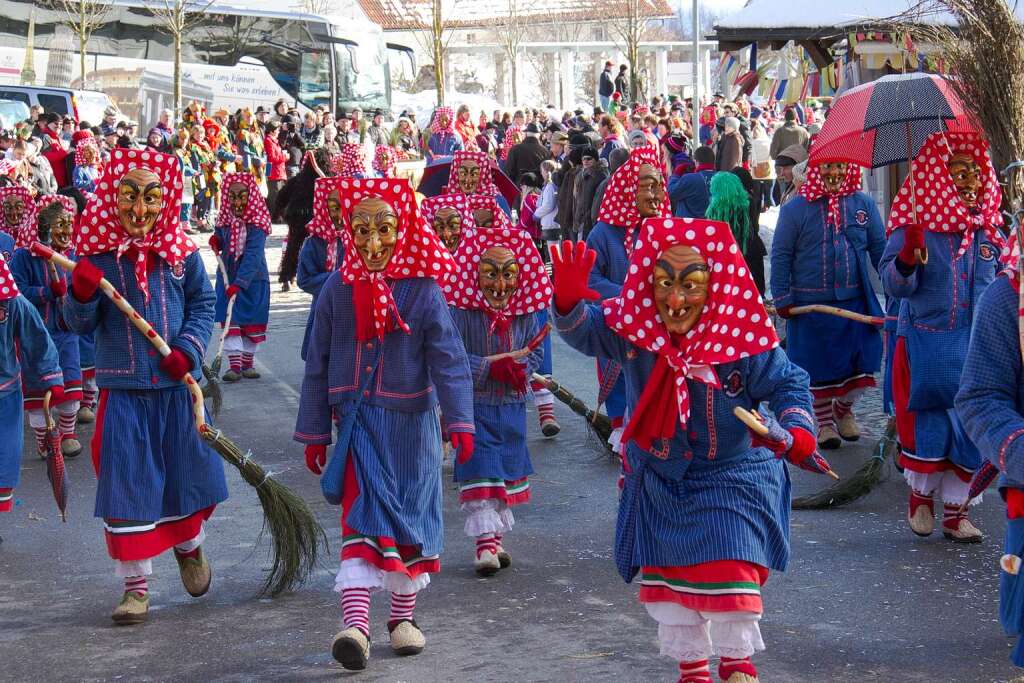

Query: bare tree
left=143, top=0, right=217, bottom=117
left=45, top=0, right=113, bottom=89
left=302, top=0, right=334, bottom=14
left=495, top=0, right=534, bottom=105
left=609, top=0, right=658, bottom=103
left=407, top=0, right=461, bottom=106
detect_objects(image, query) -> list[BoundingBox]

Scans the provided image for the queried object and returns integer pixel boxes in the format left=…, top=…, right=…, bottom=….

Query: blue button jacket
left=9, top=247, right=71, bottom=333
left=770, top=191, right=885, bottom=308
left=586, top=221, right=630, bottom=299
left=213, top=224, right=269, bottom=290
left=297, top=235, right=343, bottom=360
left=449, top=307, right=542, bottom=405
left=62, top=251, right=215, bottom=389
left=956, top=275, right=1024, bottom=490
left=294, top=274, right=474, bottom=445
left=669, top=170, right=714, bottom=219
left=0, top=231, right=13, bottom=263
left=0, top=294, right=62, bottom=396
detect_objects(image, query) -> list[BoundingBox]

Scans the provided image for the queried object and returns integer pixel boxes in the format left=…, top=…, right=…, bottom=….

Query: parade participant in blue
left=421, top=193, right=473, bottom=254
left=771, top=161, right=885, bottom=449
left=587, top=145, right=671, bottom=453
left=0, top=186, right=36, bottom=247
left=297, top=176, right=346, bottom=360
left=552, top=217, right=825, bottom=683
left=208, top=172, right=271, bottom=381
left=956, top=237, right=1024, bottom=667
left=58, top=147, right=223, bottom=626
left=883, top=131, right=1004, bottom=542
left=294, top=177, right=475, bottom=670
left=0, top=253, right=62, bottom=516
left=11, top=196, right=83, bottom=459
left=442, top=226, right=552, bottom=575
left=424, top=106, right=463, bottom=162
left=445, top=150, right=513, bottom=217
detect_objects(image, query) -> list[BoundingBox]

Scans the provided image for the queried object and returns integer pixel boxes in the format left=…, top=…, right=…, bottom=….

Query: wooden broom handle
left=788, top=304, right=884, bottom=327
left=214, top=252, right=236, bottom=360
left=37, top=244, right=207, bottom=431
left=733, top=406, right=770, bottom=435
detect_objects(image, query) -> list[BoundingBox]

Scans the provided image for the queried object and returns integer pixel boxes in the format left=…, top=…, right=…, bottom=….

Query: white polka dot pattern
left=0, top=186, right=38, bottom=248
left=76, top=147, right=195, bottom=303
left=886, top=132, right=1004, bottom=259
left=604, top=216, right=779, bottom=428
left=0, top=250, right=19, bottom=300
left=441, top=226, right=552, bottom=323
left=594, top=146, right=671, bottom=252
left=28, top=194, right=79, bottom=250
left=215, top=172, right=271, bottom=258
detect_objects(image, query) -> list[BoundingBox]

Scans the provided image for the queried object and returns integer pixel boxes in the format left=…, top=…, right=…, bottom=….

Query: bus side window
left=37, top=94, right=70, bottom=116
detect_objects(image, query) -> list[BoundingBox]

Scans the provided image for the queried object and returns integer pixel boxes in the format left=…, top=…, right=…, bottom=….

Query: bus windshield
left=334, top=38, right=389, bottom=113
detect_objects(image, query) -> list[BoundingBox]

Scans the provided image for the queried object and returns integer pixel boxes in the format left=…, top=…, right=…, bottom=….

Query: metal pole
left=691, top=0, right=701, bottom=121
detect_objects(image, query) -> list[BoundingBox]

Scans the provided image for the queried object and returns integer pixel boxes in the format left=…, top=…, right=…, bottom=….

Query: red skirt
left=638, top=560, right=769, bottom=614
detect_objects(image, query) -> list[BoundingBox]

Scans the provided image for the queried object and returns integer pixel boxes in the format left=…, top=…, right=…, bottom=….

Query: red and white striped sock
left=537, top=403, right=555, bottom=425
left=389, top=592, right=416, bottom=623
left=494, top=533, right=504, bottom=549
left=942, top=503, right=965, bottom=530
left=82, top=384, right=97, bottom=410
left=910, top=490, right=934, bottom=516
left=241, top=352, right=255, bottom=370
left=718, top=656, right=757, bottom=681
left=0, top=486, right=13, bottom=512
left=32, top=426, right=47, bottom=454
left=340, top=587, right=371, bottom=637
left=813, top=398, right=835, bottom=429
left=476, top=533, right=497, bottom=559
left=124, top=575, right=149, bottom=597
left=677, top=659, right=712, bottom=683
left=57, top=411, right=77, bottom=438
left=228, top=353, right=242, bottom=373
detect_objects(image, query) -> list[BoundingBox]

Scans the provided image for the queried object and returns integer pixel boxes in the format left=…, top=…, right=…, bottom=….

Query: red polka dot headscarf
left=373, top=145, right=396, bottom=177
left=306, top=176, right=347, bottom=271
left=0, top=186, right=38, bottom=241
left=595, top=146, right=670, bottom=246
left=0, top=250, right=19, bottom=300
left=421, top=192, right=473, bottom=232
left=466, top=193, right=513, bottom=230
left=431, top=106, right=455, bottom=137
left=605, top=216, right=778, bottom=451
left=339, top=143, right=368, bottom=178
left=215, top=172, right=272, bottom=258
left=337, top=178, right=455, bottom=340
left=77, top=147, right=194, bottom=303
left=888, top=132, right=1004, bottom=259
left=73, top=139, right=102, bottom=168
left=27, top=194, right=79, bottom=251
left=447, top=150, right=496, bottom=196
left=442, top=226, right=552, bottom=333
left=798, top=162, right=863, bottom=230
left=500, top=125, right=522, bottom=161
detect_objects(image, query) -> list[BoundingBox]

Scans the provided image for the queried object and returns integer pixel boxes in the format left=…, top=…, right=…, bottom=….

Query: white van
left=0, top=85, right=120, bottom=125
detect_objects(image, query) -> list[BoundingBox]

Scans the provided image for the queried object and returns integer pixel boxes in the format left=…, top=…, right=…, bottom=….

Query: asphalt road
left=1, top=225, right=1021, bottom=682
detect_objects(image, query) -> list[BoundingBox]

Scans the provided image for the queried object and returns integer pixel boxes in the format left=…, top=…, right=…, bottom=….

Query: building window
left=466, top=33, right=475, bottom=44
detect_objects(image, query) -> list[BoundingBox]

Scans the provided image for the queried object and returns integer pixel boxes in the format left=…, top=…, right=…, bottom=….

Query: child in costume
left=59, top=148, right=224, bottom=625
left=0, top=253, right=62, bottom=516
left=10, top=195, right=84, bottom=458
left=0, top=186, right=36, bottom=247
left=882, top=132, right=1003, bottom=542
left=297, top=176, right=346, bottom=361
left=553, top=218, right=826, bottom=683
left=424, top=106, right=463, bottom=162
left=587, top=146, right=671, bottom=452
left=442, top=227, right=552, bottom=574
left=956, top=238, right=1024, bottom=667
left=770, top=161, right=885, bottom=449
left=373, top=145, right=396, bottom=179
left=446, top=149, right=512, bottom=216
left=208, top=172, right=271, bottom=381
left=294, top=178, right=474, bottom=671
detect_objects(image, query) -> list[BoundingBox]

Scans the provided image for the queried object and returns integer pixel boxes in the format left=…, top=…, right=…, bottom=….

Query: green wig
left=705, top=172, right=751, bottom=251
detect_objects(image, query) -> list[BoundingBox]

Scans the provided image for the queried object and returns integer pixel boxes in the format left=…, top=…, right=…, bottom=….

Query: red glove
left=71, top=258, right=103, bottom=302
left=49, top=277, right=68, bottom=298
left=226, top=284, right=241, bottom=300
left=551, top=240, right=600, bottom=315
left=451, top=431, right=475, bottom=464
left=774, top=305, right=793, bottom=319
left=48, top=385, right=65, bottom=405
left=488, top=356, right=527, bottom=392
left=897, top=223, right=925, bottom=267
left=159, top=348, right=193, bottom=381
left=305, top=444, right=327, bottom=475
